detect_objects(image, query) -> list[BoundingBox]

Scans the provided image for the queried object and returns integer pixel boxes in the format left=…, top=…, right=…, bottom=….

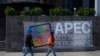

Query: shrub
left=4, top=6, right=16, bottom=16
left=54, top=7, right=62, bottom=16
left=77, top=8, right=95, bottom=16
left=77, top=8, right=88, bottom=16
left=62, top=8, right=71, bottom=15
left=49, top=8, right=54, bottom=16
left=21, top=7, right=30, bottom=15
left=49, top=7, right=71, bottom=16
left=89, top=8, right=95, bottom=16
left=30, top=7, right=43, bottom=16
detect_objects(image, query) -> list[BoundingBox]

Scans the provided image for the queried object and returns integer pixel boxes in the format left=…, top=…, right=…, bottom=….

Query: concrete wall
left=6, top=16, right=100, bottom=52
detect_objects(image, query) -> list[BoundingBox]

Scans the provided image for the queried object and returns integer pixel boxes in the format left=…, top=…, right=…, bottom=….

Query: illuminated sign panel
left=23, top=21, right=93, bottom=50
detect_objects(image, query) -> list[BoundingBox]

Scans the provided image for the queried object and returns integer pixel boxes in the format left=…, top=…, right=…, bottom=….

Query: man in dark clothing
left=25, top=34, right=33, bottom=47
left=23, top=27, right=34, bottom=56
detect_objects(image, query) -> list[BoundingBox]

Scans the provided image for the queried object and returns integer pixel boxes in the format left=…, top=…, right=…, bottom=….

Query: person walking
left=23, top=27, right=34, bottom=56
left=46, top=29, right=56, bottom=56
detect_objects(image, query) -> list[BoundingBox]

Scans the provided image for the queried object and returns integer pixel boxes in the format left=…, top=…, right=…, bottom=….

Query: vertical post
left=95, top=0, right=100, bottom=16
left=74, top=8, right=76, bottom=16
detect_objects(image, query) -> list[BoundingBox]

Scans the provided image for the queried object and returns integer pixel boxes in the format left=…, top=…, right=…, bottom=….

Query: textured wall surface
left=6, top=16, right=100, bottom=52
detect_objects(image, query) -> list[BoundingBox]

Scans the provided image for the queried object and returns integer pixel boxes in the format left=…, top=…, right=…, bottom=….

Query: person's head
left=26, top=27, right=32, bottom=35
left=26, top=34, right=32, bottom=38
left=26, top=34, right=32, bottom=40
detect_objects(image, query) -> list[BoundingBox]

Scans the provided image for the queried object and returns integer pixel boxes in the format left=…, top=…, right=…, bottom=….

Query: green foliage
left=21, top=7, right=30, bottom=15
left=4, top=6, right=95, bottom=16
left=77, top=8, right=88, bottom=16
left=89, top=8, right=95, bottom=16
left=4, top=6, right=16, bottom=16
left=30, top=7, right=43, bottom=16
left=49, top=8, right=54, bottom=16
left=62, top=8, right=71, bottom=15
left=49, top=7, right=71, bottom=16
left=77, top=8, right=95, bottom=16
left=54, top=7, right=62, bottom=16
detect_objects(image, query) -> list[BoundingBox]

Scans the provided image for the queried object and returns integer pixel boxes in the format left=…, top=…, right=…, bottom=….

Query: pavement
left=0, top=50, right=100, bottom=56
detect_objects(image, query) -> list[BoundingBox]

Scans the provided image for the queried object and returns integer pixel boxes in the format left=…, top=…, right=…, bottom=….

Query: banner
left=23, top=21, right=93, bottom=49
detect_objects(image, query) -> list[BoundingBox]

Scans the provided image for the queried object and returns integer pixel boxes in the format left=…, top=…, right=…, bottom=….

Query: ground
left=0, top=50, right=100, bottom=56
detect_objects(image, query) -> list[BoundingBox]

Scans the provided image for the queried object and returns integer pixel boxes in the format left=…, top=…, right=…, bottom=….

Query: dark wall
left=0, top=5, right=6, bottom=41
left=89, top=0, right=94, bottom=8
left=6, top=16, right=100, bottom=52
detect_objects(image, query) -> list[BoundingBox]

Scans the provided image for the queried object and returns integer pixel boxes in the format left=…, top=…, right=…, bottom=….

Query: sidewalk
left=0, top=50, right=100, bottom=56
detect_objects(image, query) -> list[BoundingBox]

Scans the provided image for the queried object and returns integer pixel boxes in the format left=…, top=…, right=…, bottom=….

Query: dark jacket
left=25, top=34, right=34, bottom=47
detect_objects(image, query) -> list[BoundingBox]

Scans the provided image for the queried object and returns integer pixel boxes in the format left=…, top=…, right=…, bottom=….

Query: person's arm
left=24, top=37, right=27, bottom=47
left=23, top=41, right=26, bottom=50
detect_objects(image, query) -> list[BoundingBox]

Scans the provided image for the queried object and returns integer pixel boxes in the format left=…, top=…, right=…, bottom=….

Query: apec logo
left=54, top=22, right=92, bottom=34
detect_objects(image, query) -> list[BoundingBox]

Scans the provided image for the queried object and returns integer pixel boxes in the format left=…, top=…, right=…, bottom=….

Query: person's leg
left=29, top=47, right=33, bottom=56
left=50, top=46, right=56, bottom=56
left=23, top=47, right=28, bottom=56
left=46, top=46, right=51, bottom=56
